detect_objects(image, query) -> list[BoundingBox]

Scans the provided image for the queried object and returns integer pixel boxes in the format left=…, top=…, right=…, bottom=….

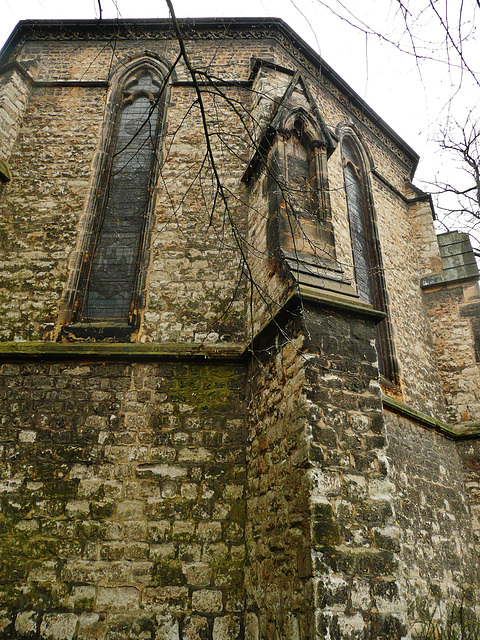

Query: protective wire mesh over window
left=342, top=135, right=398, bottom=384
left=344, top=162, right=374, bottom=306
left=82, top=71, right=161, bottom=320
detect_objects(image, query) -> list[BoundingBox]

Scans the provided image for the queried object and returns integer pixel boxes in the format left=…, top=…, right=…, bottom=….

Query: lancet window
left=342, top=134, right=398, bottom=383
left=82, top=69, right=162, bottom=321
left=60, top=61, right=167, bottom=338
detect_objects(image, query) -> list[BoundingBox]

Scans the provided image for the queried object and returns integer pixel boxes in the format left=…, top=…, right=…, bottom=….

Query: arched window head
left=82, top=68, right=163, bottom=321
left=342, top=133, right=399, bottom=384
left=60, top=60, right=169, bottom=339
left=342, top=138, right=376, bottom=305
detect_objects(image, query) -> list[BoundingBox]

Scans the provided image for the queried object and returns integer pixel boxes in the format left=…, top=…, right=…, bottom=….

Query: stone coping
left=0, top=341, right=245, bottom=362
left=382, top=395, right=480, bottom=441
left=297, top=284, right=387, bottom=321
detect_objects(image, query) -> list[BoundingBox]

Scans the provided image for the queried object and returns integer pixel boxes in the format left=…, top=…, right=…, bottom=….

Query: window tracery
left=81, top=70, right=162, bottom=321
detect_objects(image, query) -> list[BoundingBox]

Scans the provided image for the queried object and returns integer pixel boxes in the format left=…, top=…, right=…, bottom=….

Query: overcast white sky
left=1, top=0, right=479, bottom=209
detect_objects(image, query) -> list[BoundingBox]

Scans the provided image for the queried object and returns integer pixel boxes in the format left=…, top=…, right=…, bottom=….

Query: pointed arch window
left=60, top=63, right=167, bottom=339
left=83, top=69, right=162, bottom=321
left=342, top=135, right=398, bottom=383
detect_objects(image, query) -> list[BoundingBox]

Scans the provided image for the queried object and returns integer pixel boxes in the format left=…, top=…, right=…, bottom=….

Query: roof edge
left=0, top=16, right=419, bottom=173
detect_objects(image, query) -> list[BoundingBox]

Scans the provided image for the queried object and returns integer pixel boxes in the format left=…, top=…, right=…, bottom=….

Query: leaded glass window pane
left=344, top=163, right=374, bottom=306
left=82, top=71, right=160, bottom=320
left=342, top=136, right=399, bottom=382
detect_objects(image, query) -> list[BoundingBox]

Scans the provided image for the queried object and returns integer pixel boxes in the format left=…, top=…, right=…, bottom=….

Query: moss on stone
left=89, top=499, right=116, bottom=519
left=228, top=499, right=246, bottom=526
left=74, top=520, right=107, bottom=541
left=150, top=558, right=187, bottom=587
left=209, top=551, right=244, bottom=587
left=168, top=365, right=236, bottom=410
left=312, top=502, right=334, bottom=520
left=0, top=580, right=68, bottom=610
left=0, top=531, right=58, bottom=565
left=73, top=594, right=95, bottom=612
left=2, top=496, right=35, bottom=520
left=312, top=518, right=341, bottom=550
left=0, top=516, right=13, bottom=536
left=44, top=478, right=79, bottom=500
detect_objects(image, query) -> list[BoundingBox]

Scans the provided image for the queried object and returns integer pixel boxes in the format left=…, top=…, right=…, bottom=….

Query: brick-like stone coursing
left=0, top=360, right=246, bottom=639
left=387, top=412, right=480, bottom=621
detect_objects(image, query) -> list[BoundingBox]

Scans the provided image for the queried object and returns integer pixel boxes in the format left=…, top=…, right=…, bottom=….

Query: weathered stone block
left=39, top=613, right=78, bottom=640
left=154, top=613, right=180, bottom=640
left=97, top=587, right=141, bottom=611
left=105, top=614, right=156, bottom=640
left=191, top=589, right=223, bottom=613
left=142, top=586, right=189, bottom=611
left=212, top=614, right=242, bottom=640
left=14, top=610, right=39, bottom=638
left=182, top=615, right=209, bottom=640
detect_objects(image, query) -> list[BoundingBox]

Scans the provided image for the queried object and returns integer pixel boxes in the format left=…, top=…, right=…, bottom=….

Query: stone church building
left=1, top=17, right=480, bottom=640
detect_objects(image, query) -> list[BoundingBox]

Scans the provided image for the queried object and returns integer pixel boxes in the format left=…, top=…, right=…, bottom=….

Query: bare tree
left=423, top=111, right=480, bottom=252
left=312, top=0, right=480, bottom=242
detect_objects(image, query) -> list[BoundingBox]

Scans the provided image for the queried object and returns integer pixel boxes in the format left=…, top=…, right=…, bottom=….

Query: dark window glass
left=82, top=71, right=160, bottom=321
left=344, top=162, right=374, bottom=306
left=342, top=136, right=398, bottom=383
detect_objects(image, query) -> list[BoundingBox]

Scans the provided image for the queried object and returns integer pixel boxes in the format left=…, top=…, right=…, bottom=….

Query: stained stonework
left=1, top=16, right=480, bottom=640
left=387, top=413, right=480, bottom=612
left=246, top=311, right=314, bottom=639
left=421, top=233, right=480, bottom=425
left=0, top=359, right=246, bottom=638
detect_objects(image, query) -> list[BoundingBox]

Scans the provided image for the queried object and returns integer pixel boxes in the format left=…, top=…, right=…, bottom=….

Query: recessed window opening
left=342, top=134, right=398, bottom=384
left=80, top=69, right=162, bottom=322
left=286, top=117, right=316, bottom=217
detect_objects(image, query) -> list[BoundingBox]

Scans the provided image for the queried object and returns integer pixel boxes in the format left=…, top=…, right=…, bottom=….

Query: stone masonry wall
left=386, top=412, right=480, bottom=625
left=145, top=86, right=249, bottom=344
left=0, top=27, right=451, bottom=419
left=423, top=285, right=480, bottom=425
left=2, top=19, right=480, bottom=640
left=302, top=305, right=409, bottom=640
left=0, top=84, right=102, bottom=341
left=245, top=313, right=314, bottom=640
left=0, top=64, right=250, bottom=344
left=328, top=140, right=447, bottom=418
left=407, top=198, right=443, bottom=278
left=457, top=439, right=480, bottom=585
left=0, top=65, right=33, bottom=163
left=0, top=359, right=246, bottom=639
left=245, top=302, right=413, bottom=640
